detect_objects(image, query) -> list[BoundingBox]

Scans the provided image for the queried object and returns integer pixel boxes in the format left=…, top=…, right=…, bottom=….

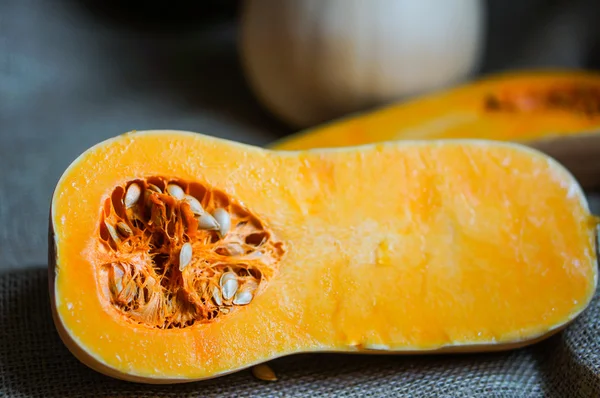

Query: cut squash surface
left=50, top=130, right=598, bottom=383
left=271, top=70, right=600, bottom=148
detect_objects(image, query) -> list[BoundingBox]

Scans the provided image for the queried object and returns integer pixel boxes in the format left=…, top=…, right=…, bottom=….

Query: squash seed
left=233, top=290, right=253, bottom=305
left=212, top=286, right=223, bottom=306
left=252, top=364, right=277, bottom=382
left=104, top=221, right=121, bottom=243
left=212, top=208, right=231, bottom=237
left=242, top=280, right=259, bottom=293
left=198, top=213, right=220, bottom=230
left=179, top=242, right=193, bottom=271
left=116, top=221, right=133, bottom=237
left=220, top=271, right=236, bottom=285
left=167, top=183, right=185, bottom=199
left=124, top=183, right=141, bottom=208
left=147, top=183, right=162, bottom=193
left=223, top=242, right=244, bottom=256
left=184, top=194, right=204, bottom=215
left=110, top=265, right=124, bottom=296
left=220, top=272, right=238, bottom=300
left=245, top=251, right=263, bottom=259
left=220, top=307, right=230, bottom=314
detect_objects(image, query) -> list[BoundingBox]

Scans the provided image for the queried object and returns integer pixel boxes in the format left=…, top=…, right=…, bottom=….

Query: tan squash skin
left=528, top=131, right=600, bottom=189
left=49, top=130, right=598, bottom=384
left=271, top=70, right=600, bottom=189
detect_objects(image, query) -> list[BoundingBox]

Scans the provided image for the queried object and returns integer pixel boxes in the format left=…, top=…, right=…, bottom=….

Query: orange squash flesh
left=50, top=130, right=598, bottom=383
left=272, top=70, right=600, bottom=150
left=270, top=71, right=600, bottom=189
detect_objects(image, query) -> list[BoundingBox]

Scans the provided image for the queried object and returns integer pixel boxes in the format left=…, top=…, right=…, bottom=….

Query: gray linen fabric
left=0, top=267, right=599, bottom=397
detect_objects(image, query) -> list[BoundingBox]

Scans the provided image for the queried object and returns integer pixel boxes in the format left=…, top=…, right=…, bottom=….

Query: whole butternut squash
left=271, top=70, right=600, bottom=188
left=50, top=130, right=598, bottom=383
left=240, top=0, right=484, bottom=128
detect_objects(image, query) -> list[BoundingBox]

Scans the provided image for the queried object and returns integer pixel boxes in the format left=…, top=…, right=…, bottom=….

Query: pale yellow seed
left=124, top=183, right=141, bottom=208
left=184, top=194, right=204, bottom=215
left=222, top=280, right=238, bottom=301
left=179, top=242, right=193, bottom=271
left=220, top=272, right=238, bottom=300
left=212, top=208, right=231, bottom=237
left=212, top=286, right=223, bottom=306
left=223, top=242, right=244, bottom=256
left=167, top=183, right=185, bottom=199
left=110, top=265, right=124, bottom=295
left=104, top=221, right=121, bottom=243
left=220, top=307, right=230, bottom=314
left=147, top=183, right=162, bottom=193
left=245, top=251, right=263, bottom=259
left=233, top=290, right=253, bottom=305
left=242, top=280, right=259, bottom=293
left=198, top=213, right=220, bottom=230
left=220, top=271, right=237, bottom=285
left=252, top=364, right=277, bottom=382
left=116, top=221, right=133, bottom=237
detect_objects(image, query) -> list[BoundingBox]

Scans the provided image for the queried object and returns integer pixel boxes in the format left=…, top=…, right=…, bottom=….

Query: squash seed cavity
left=98, top=178, right=285, bottom=329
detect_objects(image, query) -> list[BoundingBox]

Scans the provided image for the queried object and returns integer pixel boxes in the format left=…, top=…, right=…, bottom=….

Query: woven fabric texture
left=0, top=268, right=598, bottom=398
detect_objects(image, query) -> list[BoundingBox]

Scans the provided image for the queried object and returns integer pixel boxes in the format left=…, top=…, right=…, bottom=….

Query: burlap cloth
left=0, top=268, right=597, bottom=397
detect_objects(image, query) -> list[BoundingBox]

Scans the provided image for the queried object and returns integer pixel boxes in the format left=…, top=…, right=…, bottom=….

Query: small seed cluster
left=484, top=84, right=600, bottom=117
left=98, top=177, right=284, bottom=329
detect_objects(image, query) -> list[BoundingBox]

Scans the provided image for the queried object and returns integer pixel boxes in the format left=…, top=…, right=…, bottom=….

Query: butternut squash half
left=50, top=130, right=598, bottom=384
left=271, top=70, right=600, bottom=188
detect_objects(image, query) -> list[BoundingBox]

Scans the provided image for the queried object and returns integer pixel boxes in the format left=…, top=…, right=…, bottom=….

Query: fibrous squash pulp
left=50, top=130, right=598, bottom=383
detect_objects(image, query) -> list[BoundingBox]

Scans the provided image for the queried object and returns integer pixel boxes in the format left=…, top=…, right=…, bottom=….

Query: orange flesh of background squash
left=50, top=130, right=598, bottom=384
left=271, top=70, right=600, bottom=150
left=270, top=71, right=600, bottom=189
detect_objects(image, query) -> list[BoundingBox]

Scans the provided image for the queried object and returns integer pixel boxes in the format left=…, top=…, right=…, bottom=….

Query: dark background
left=2, top=0, right=600, bottom=270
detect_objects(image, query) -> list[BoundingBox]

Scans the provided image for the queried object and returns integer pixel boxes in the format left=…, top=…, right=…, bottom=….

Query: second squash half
left=271, top=70, right=600, bottom=188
